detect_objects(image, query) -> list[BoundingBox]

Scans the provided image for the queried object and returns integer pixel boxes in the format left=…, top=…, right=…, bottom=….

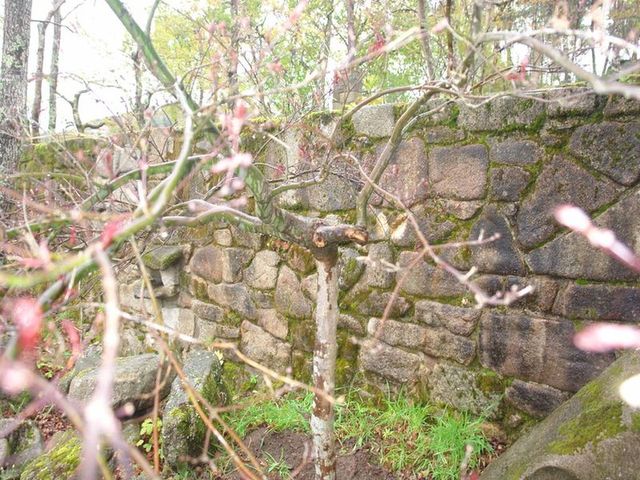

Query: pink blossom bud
left=554, top=205, right=591, bottom=232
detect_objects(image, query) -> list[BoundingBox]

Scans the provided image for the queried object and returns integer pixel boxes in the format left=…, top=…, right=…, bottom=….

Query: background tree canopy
left=148, top=0, right=640, bottom=117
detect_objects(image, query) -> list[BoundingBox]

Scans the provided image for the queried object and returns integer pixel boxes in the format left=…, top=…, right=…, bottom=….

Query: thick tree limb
left=355, top=90, right=435, bottom=225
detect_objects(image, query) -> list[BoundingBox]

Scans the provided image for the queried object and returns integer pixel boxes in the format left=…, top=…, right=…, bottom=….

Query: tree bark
left=333, top=0, right=361, bottom=108
left=417, top=0, right=435, bottom=80
left=311, top=248, right=339, bottom=480
left=31, top=1, right=63, bottom=137
left=228, top=0, right=239, bottom=102
left=31, top=22, right=47, bottom=137
left=48, top=6, right=62, bottom=132
left=0, top=0, right=33, bottom=213
left=133, top=0, right=160, bottom=127
left=0, top=0, right=33, bottom=167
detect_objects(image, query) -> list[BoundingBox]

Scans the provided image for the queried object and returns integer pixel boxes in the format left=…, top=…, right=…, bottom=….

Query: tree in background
left=0, top=0, right=32, bottom=183
left=30, top=0, right=65, bottom=138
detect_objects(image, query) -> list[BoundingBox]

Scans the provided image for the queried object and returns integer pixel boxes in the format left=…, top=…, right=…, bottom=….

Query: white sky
left=22, top=0, right=162, bottom=131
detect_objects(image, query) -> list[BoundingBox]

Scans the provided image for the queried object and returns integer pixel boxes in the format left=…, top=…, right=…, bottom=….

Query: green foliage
left=136, top=418, right=163, bottom=456
left=264, top=451, right=293, bottom=479
left=5, top=391, right=31, bottom=415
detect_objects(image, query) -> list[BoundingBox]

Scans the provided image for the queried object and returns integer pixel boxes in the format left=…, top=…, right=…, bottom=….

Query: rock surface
left=428, top=363, right=502, bottom=416
left=0, top=419, right=43, bottom=476
left=506, top=379, right=571, bottom=418
left=428, top=144, right=488, bottom=200
left=274, top=266, right=311, bottom=319
left=569, top=122, right=640, bottom=185
left=526, top=189, right=640, bottom=281
left=479, top=312, right=615, bottom=392
left=240, top=321, right=291, bottom=373
left=162, top=350, right=227, bottom=468
left=359, top=340, right=425, bottom=384
left=490, top=139, right=542, bottom=166
left=19, top=430, right=81, bottom=480
left=352, top=104, right=395, bottom=137
left=481, top=352, right=640, bottom=480
left=68, top=353, right=175, bottom=410
left=516, top=155, right=619, bottom=248
left=470, top=209, right=525, bottom=275
left=370, top=137, right=429, bottom=206
left=142, top=245, right=183, bottom=270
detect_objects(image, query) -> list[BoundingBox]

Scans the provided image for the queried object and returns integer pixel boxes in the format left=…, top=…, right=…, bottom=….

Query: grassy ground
left=218, top=390, right=493, bottom=479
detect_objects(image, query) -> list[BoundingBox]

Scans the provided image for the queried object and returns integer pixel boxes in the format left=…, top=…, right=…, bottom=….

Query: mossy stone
left=141, top=246, right=183, bottom=270
left=162, top=351, right=228, bottom=469
left=19, top=430, right=81, bottom=480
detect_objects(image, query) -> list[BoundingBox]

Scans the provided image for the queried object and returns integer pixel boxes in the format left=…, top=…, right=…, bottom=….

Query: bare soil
left=219, top=426, right=507, bottom=480
left=222, top=427, right=396, bottom=479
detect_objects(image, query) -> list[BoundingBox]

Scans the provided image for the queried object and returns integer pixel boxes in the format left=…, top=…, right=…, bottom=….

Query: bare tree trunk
left=417, top=0, right=435, bottom=80
left=333, top=0, right=361, bottom=108
left=31, top=1, right=63, bottom=137
left=445, top=0, right=456, bottom=74
left=48, top=6, right=62, bottom=132
left=345, top=0, right=356, bottom=61
left=31, top=23, right=47, bottom=137
left=228, top=0, right=239, bottom=102
left=311, top=249, right=338, bottom=480
left=133, top=51, right=145, bottom=126
left=133, top=0, right=160, bottom=126
left=320, top=9, right=334, bottom=110
left=0, top=0, right=33, bottom=204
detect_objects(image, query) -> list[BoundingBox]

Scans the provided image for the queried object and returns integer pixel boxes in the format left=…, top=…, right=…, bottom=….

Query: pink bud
left=554, top=205, right=591, bottom=232
left=574, top=323, right=640, bottom=352
left=12, top=298, right=43, bottom=353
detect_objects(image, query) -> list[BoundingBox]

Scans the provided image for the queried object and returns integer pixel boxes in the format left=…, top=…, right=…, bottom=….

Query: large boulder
left=68, top=354, right=174, bottom=411
left=481, top=351, right=640, bottom=480
left=162, top=350, right=227, bottom=469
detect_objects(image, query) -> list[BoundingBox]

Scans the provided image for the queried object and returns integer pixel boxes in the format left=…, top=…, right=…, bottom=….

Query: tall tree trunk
left=333, top=0, right=360, bottom=108
left=133, top=50, right=145, bottom=126
left=311, top=248, right=339, bottom=480
left=445, top=0, right=455, bottom=74
left=48, top=6, right=62, bottom=132
left=31, top=1, right=63, bottom=137
left=228, top=0, right=239, bottom=103
left=0, top=0, right=33, bottom=206
left=31, top=22, right=47, bottom=137
left=133, top=0, right=160, bottom=127
left=417, top=0, right=435, bottom=80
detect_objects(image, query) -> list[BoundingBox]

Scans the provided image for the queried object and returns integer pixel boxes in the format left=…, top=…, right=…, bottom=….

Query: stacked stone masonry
left=121, top=88, right=640, bottom=421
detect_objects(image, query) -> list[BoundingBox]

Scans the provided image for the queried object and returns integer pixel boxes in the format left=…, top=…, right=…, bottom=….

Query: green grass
left=264, top=451, right=293, bottom=479
left=222, top=390, right=493, bottom=479
left=223, top=391, right=314, bottom=437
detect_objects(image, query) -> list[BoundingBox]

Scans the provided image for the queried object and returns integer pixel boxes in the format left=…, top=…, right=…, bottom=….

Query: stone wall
left=120, top=88, right=640, bottom=425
